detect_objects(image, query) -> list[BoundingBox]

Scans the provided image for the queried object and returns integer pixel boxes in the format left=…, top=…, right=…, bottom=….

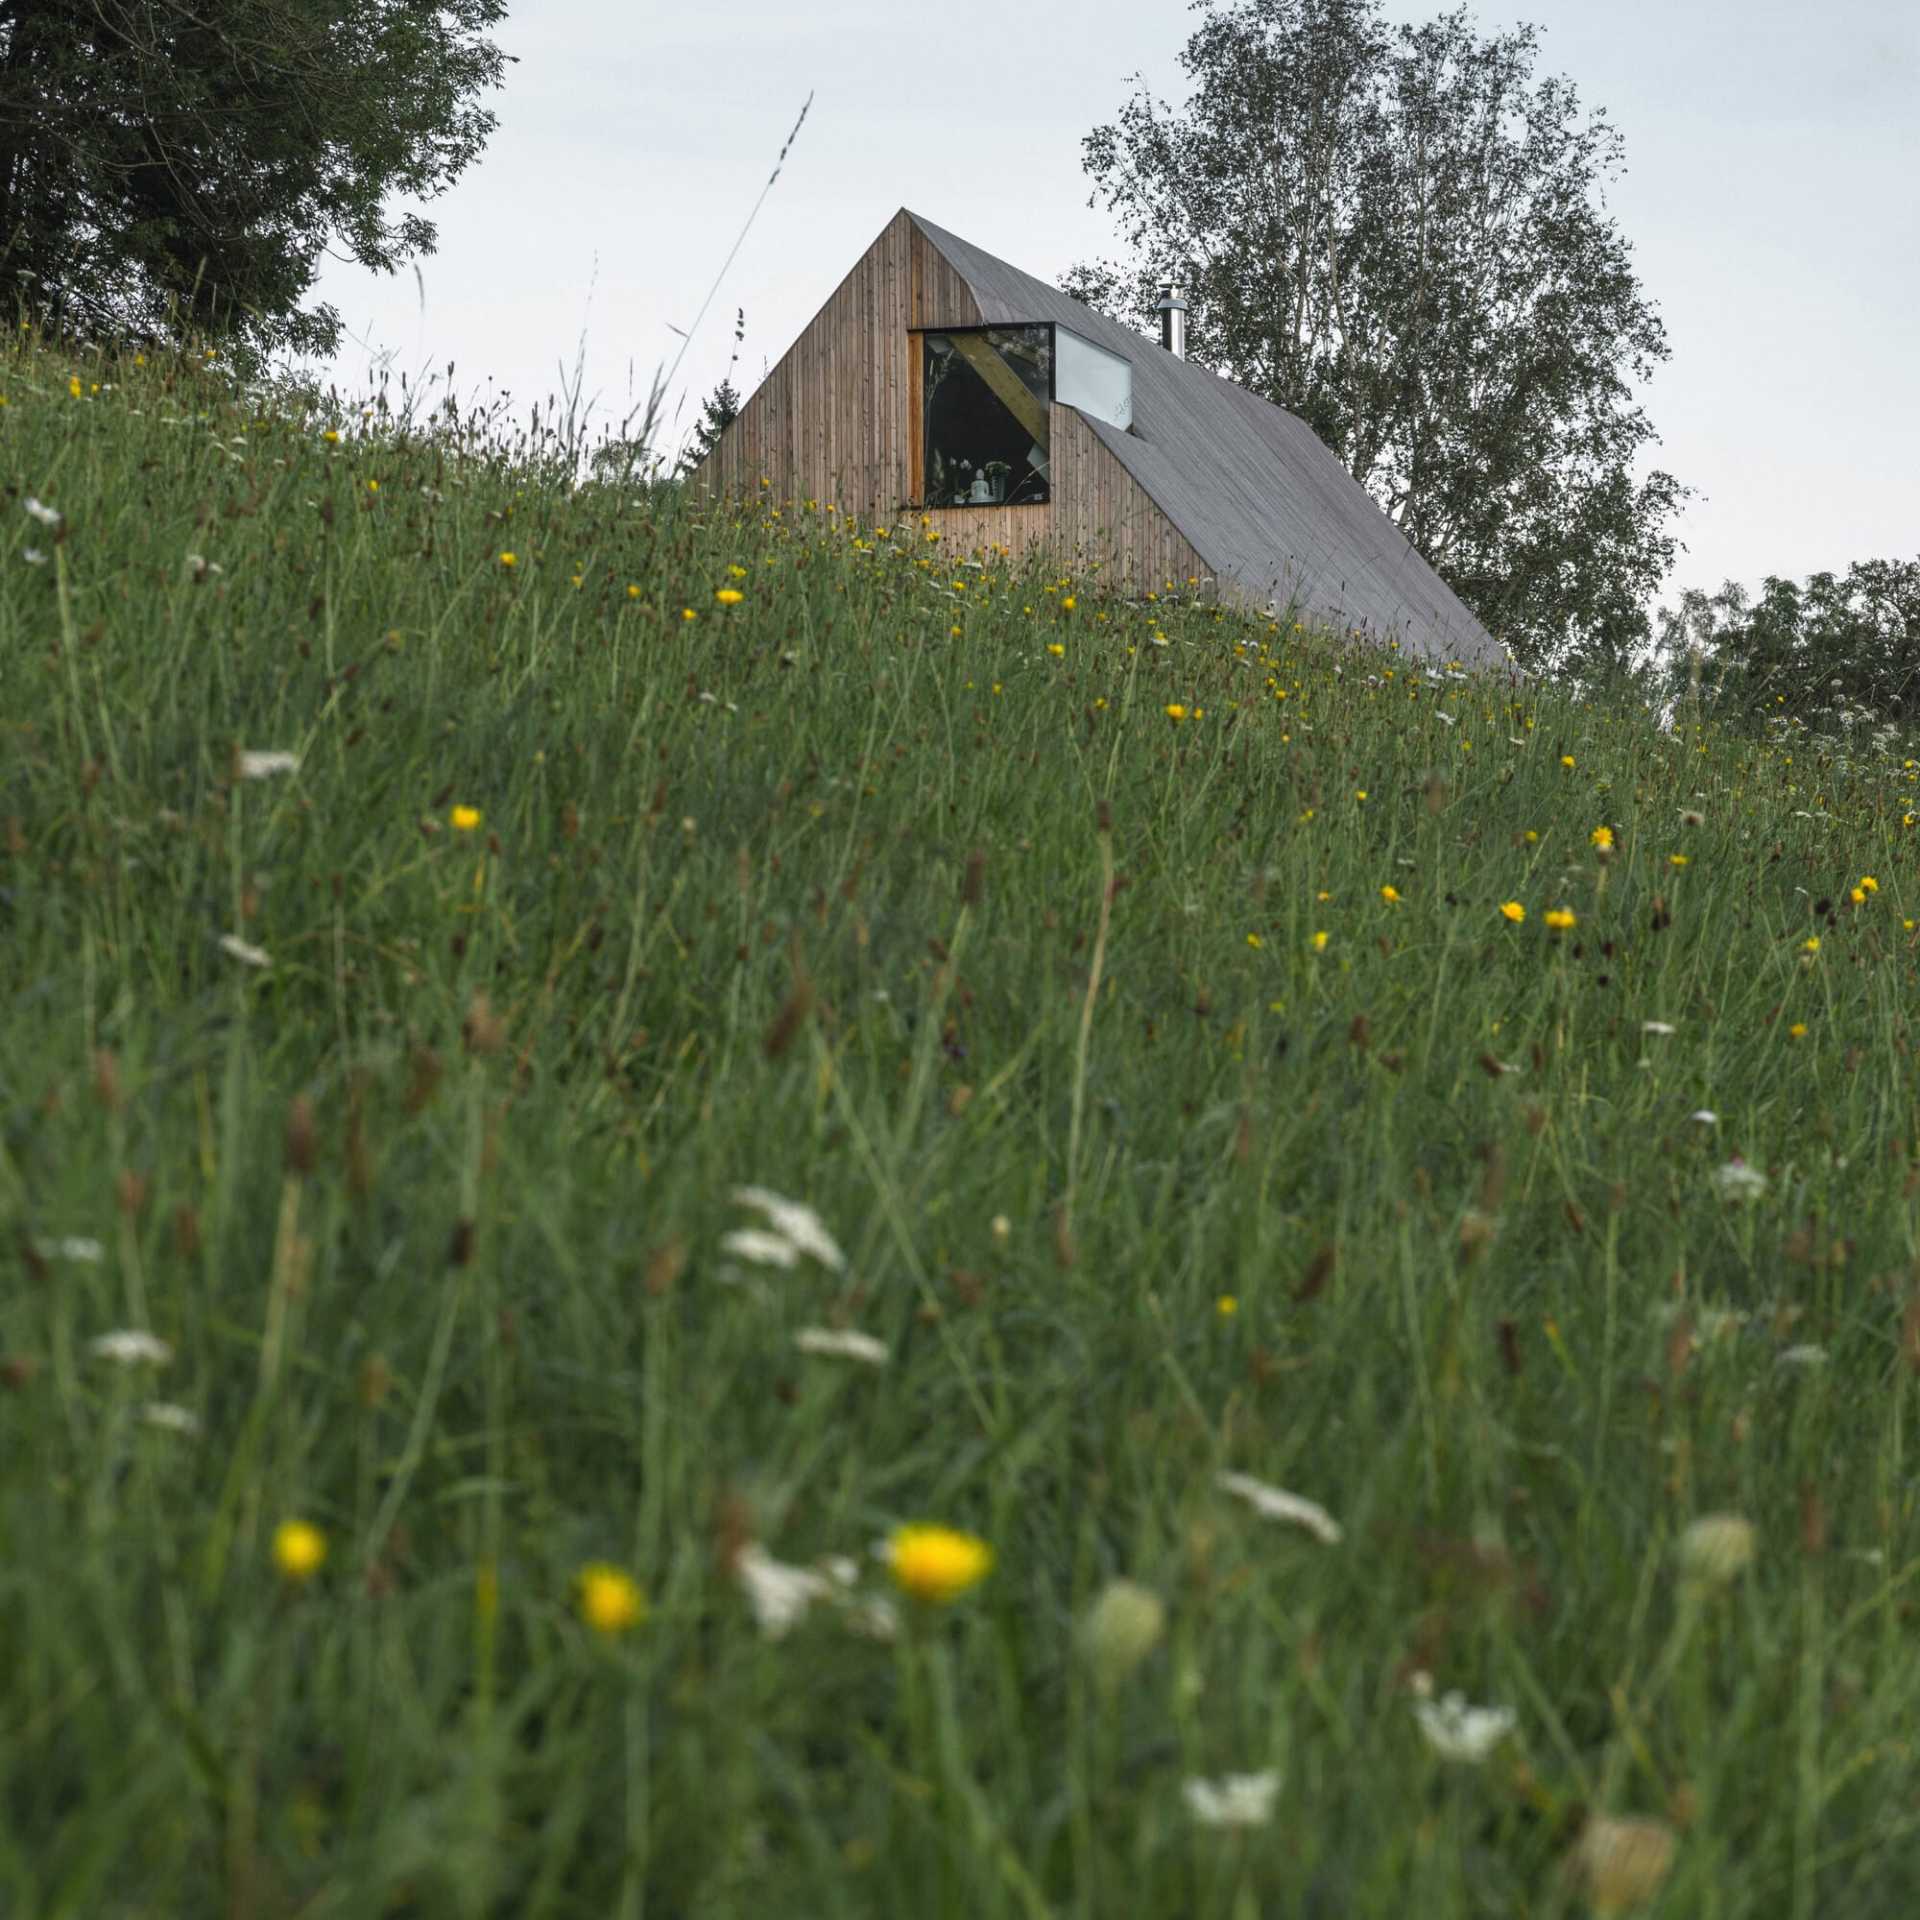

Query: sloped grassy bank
left=5, top=334, right=1920, bottom=1916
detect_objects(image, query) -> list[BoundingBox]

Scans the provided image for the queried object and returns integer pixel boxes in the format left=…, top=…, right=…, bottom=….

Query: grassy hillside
left=5, top=330, right=1920, bottom=1918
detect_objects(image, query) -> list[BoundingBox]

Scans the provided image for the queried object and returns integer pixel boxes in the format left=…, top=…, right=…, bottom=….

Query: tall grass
left=5, top=326, right=1920, bottom=1918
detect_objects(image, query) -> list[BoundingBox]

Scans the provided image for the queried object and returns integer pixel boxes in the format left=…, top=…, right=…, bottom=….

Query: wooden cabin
left=691, top=208, right=1500, bottom=665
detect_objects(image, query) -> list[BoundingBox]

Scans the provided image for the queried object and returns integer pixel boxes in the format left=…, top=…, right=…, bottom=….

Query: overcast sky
left=308, top=0, right=1918, bottom=614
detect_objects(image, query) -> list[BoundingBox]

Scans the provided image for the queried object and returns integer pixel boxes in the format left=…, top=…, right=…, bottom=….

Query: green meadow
left=7, top=332, right=1920, bottom=1919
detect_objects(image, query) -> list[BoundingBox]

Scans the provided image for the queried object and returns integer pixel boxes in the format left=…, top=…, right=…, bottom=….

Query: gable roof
left=907, top=211, right=1502, bottom=667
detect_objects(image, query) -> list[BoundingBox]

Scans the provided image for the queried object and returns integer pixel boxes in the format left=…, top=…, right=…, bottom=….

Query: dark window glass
left=923, top=327, right=1052, bottom=506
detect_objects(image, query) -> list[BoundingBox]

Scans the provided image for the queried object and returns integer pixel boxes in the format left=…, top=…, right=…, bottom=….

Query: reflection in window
left=1055, top=326, right=1132, bottom=432
left=923, top=327, right=1052, bottom=507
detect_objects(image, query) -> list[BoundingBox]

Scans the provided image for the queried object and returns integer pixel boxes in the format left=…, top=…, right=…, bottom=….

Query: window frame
left=911, top=322, right=1058, bottom=512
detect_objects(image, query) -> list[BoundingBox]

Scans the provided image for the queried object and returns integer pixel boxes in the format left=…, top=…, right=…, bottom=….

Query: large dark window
left=922, top=326, right=1053, bottom=507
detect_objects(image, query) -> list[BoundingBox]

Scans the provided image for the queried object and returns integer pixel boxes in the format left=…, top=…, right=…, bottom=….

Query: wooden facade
left=692, top=210, right=1207, bottom=592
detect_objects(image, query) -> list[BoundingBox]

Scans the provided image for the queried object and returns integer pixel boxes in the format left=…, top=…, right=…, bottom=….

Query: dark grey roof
left=909, top=211, right=1502, bottom=667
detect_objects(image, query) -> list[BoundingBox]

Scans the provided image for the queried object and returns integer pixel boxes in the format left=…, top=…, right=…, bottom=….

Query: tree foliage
left=679, top=377, right=741, bottom=476
left=1654, top=560, right=1920, bottom=737
left=1070, top=0, right=1691, bottom=670
left=0, top=0, right=510, bottom=364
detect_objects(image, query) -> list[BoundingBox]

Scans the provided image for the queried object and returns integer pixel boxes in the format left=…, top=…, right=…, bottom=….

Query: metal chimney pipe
left=1155, top=283, right=1188, bottom=359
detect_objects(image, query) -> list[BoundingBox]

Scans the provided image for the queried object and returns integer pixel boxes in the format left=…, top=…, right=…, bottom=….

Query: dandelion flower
left=714, top=587, right=744, bottom=605
left=793, top=1327, right=889, bottom=1366
left=449, top=805, right=482, bottom=833
left=1681, top=1517, right=1756, bottom=1596
left=1801, top=936, right=1820, bottom=954
left=1414, top=1693, right=1517, bottom=1764
left=1787, top=1021, right=1808, bottom=1039
left=1164, top=704, right=1189, bottom=723
left=498, top=551, right=517, bottom=567
left=1061, top=595, right=1076, bottom=611
left=576, top=1562, right=646, bottom=1635
left=1379, top=884, right=1400, bottom=904
left=272, top=1519, right=327, bottom=1583
left=89, top=1329, right=173, bottom=1368
left=1590, top=825, right=1614, bottom=851
left=1245, top=932, right=1263, bottom=949
left=1216, top=1471, right=1342, bottom=1544
left=1310, top=930, right=1329, bottom=952
left=1047, top=641, right=1064, bottom=657
left=1499, top=901, right=1525, bottom=924
left=1860, top=875, right=1879, bottom=893
left=1560, top=754, right=1575, bottom=770
left=1183, top=1771, right=1280, bottom=1829
left=1668, top=853, right=1689, bottom=867
left=1216, top=1294, right=1239, bottom=1317
left=884, top=1524, right=994, bottom=1604
left=1544, top=908, right=1577, bottom=932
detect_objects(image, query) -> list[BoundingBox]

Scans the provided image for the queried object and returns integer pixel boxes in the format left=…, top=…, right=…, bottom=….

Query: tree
left=679, top=377, right=741, bottom=476
left=1654, top=560, right=1920, bottom=737
left=1069, top=0, right=1691, bottom=670
left=0, top=0, right=510, bottom=365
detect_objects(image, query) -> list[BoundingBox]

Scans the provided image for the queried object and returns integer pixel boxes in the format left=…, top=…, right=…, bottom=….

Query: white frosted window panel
left=1056, top=327, right=1133, bottom=431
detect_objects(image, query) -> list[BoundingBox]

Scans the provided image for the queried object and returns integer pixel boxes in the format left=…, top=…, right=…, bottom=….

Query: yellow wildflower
left=886, top=1524, right=993, bottom=1605
left=1380, top=885, right=1400, bottom=904
left=714, top=587, right=744, bottom=605
left=450, top=805, right=482, bottom=833
left=1560, top=755, right=1575, bottom=770
left=1802, top=936, right=1820, bottom=954
left=576, top=1563, right=647, bottom=1635
left=1590, top=825, right=1614, bottom=851
left=1062, top=596, right=1077, bottom=611
left=1164, top=704, right=1189, bottom=723
left=1859, top=875, right=1878, bottom=893
left=498, top=551, right=516, bottom=567
left=1788, top=1022, right=1808, bottom=1039
left=1499, top=901, right=1525, bottom=924
left=1310, top=931, right=1330, bottom=952
left=1544, top=908, right=1577, bottom=932
left=272, top=1519, right=327, bottom=1583
left=1216, top=1295, right=1239, bottom=1317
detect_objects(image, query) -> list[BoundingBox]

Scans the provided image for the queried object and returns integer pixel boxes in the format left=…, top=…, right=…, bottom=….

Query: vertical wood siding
left=692, top=211, right=1207, bottom=596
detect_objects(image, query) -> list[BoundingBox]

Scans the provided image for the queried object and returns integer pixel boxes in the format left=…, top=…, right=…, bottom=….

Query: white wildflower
left=218, top=933, right=271, bottom=968
left=1183, top=1770, right=1281, bottom=1829
left=237, top=750, right=300, bottom=780
left=730, top=1186, right=845, bottom=1271
left=1414, top=1692, right=1517, bottom=1764
left=1710, top=1159, right=1767, bottom=1203
left=842, top=1594, right=900, bottom=1641
left=718, top=1227, right=800, bottom=1269
left=1216, top=1471, right=1343, bottom=1544
left=23, top=496, right=62, bottom=527
left=88, top=1329, right=173, bottom=1368
left=23, top=548, right=45, bottom=565
left=793, top=1327, right=889, bottom=1366
left=44, top=1235, right=104, bottom=1263
left=1641, top=1021, right=1676, bottom=1036
left=736, top=1544, right=835, bottom=1640
left=1776, top=1344, right=1829, bottom=1368
left=1690, top=1110, right=1718, bottom=1126
left=1679, top=1513, right=1757, bottom=1584
left=139, top=1401, right=201, bottom=1435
